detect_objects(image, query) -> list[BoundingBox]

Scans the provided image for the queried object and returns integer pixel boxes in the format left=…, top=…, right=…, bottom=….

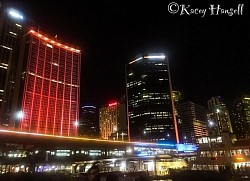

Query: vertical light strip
left=60, top=49, right=67, bottom=136
left=166, top=55, right=179, bottom=143
left=45, top=47, right=53, bottom=135
left=125, top=65, right=131, bottom=142
left=29, top=36, right=40, bottom=132
left=37, top=42, right=47, bottom=134
left=53, top=47, right=60, bottom=135
left=68, top=51, right=73, bottom=136
left=76, top=53, right=81, bottom=137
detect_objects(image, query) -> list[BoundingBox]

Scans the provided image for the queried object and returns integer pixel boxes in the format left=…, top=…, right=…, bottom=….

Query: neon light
left=109, top=102, right=117, bottom=107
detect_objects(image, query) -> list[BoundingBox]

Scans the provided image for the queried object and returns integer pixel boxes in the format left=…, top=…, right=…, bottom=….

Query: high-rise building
left=231, top=97, right=250, bottom=139
left=207, top=96, right=233, bottom=135
left=99, top=98, right=126, bottom=140
left=79, top=105, right=99, bottom=138
left=177, top=101, right=208, bottom=143
left=10, top=30, right=81, bottom=136
left=0, top=7, right=31, bottom=126
left=125, top=53, right=178, bottom=142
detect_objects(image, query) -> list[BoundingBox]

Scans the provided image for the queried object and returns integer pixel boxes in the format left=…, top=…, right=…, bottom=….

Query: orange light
left=236, top=157, right=244, bottom=160
left=30, top=30, right=80, bottom=53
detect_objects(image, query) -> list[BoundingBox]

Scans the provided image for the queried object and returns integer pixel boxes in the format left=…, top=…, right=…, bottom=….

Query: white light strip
left=144, top=55, right=165, bottom=59
left=15, top=23, right=22, bottom=27
left=9, top=31, right=17, bottom=36
left=9, top=10, right=23, bottom=19
left=0, top=65, right=7, bottom=69
left=129, top=57, right=143, bottom=64
left=0, top=45, right=12, bottom=50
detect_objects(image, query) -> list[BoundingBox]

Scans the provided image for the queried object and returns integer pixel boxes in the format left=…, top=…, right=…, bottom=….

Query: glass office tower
left=0, top=8, right=28, bottom=126
left=11, top=30, right=81, bottom=136
left=125, top=53, right=178, bottom=142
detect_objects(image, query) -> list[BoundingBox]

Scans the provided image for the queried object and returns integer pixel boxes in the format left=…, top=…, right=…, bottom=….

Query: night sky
left=2, top=0, right=250, bottom=108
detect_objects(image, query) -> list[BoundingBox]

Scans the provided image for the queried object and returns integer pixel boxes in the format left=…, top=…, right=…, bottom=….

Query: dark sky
left=2, top=0, right=250, bottom=108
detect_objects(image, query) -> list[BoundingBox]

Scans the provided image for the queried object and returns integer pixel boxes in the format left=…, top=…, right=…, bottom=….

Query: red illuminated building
left=11, top=30, right=81, bottom=137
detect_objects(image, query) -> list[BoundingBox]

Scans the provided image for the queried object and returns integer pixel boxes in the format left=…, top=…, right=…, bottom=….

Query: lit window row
left=28, top=71, right=79, bottom=87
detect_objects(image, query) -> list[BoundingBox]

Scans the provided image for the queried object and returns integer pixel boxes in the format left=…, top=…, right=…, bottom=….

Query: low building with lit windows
left=193, top=132, right=250, bottom=171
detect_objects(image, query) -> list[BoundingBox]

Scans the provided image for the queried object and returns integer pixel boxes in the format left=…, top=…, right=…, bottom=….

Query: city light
left=144, top=55, right=165, bottom=59
left=28, top=30, right=81, bottom=53
left=9, top=10, right=23, bottom=20
left=16, top=111, right=24, bottom=119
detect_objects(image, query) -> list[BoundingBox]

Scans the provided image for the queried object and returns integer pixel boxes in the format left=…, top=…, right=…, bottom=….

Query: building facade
left=79, top=105, right=99, bottom=138
left=0, top=7, right=30, bottom=126
left=207, top=96, right=233, bottom=136
left=178, top=101, right=208, bottom=144
left=231, top=97, right=250, bottom=139
left=125, top=53, right=178, bottom=142
left=10, top=30, right=81, bottom=136
left=99, top=99, right=126, bottom=140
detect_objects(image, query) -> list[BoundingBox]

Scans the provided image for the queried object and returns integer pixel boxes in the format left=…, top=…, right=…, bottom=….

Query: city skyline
left=2, top=0, right=250, bottom=108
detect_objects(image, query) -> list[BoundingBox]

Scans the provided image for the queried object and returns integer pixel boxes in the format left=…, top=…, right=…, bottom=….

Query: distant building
left=0, top=7, right=32, bottom=126
left=231, top=97, right=250, bottom=139
left=125, top=53, right=178, bottom=142
left=207, top=96, right=233, bottom=135
left=178, top=101, right=208, bottom=144
left=99, top=99, right=126, bottom=140
left=10, top=30, right=81, bottom=136
left=79, top=105, right=99, bottom=138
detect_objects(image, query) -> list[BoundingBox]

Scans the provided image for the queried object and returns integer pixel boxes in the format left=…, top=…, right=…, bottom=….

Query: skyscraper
left=11, top=30, right=81, bottom=136
left=79, top=105, right=99, bottom=138
left=125, top=53, right=178, bottom=142
left=177, top=101, right=208, bottom=143
left=0, top=7, right=30, bottom=126
left=231, top=97, right=250, bottom=139
left=207, top=96, right=233, bottom=135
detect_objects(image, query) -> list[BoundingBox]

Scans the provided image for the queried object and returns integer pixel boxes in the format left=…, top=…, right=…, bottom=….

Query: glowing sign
left=176, top=144, right=197, bottom=152
left=109, top=102, right=117, bottom=107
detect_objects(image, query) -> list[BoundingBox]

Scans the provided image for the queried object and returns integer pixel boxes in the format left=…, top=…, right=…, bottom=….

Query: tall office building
left=231, top=97, right=250, bottom=139
left=0, top=7, right=30, bottom=126
left=125, top=53, right=178, bottom=142
left=207, top=96, right=233, bottom=135
left=99, top=99, right=126, bottom=140
left=10, top=30, right=81, bottom=136
left=177, top=101, right=208, bottom=143
left=79, top=105, right=99, bottom=138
